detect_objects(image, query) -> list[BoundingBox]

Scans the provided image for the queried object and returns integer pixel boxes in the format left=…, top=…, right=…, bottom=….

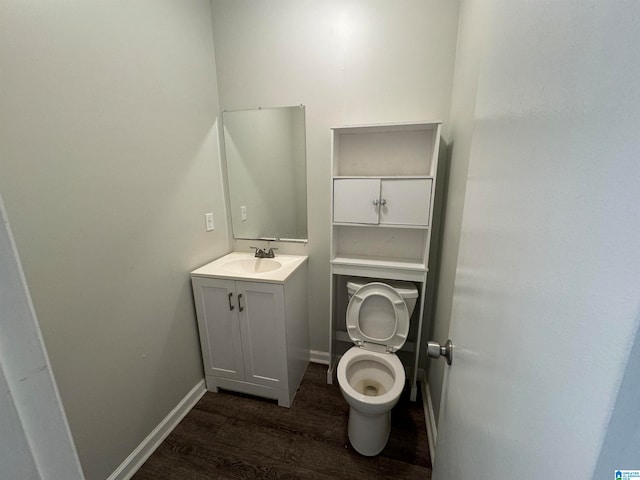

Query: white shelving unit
left=328, top=121, right=441, bottom=401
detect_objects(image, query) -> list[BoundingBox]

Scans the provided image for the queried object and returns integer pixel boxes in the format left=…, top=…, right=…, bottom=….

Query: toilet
left=337, top=279, right=418, bottom=456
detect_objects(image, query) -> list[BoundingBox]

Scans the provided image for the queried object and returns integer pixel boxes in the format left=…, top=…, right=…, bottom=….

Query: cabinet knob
left=238, top=293, right=244, bottom=312
left=380, top=198, right=387, bottom=206
left=373, top=199, right=380, bottom=206
left=228, top=292, right=235, bottom=311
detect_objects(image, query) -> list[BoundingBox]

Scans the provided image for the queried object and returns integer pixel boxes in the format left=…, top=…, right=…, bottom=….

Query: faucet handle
left=249, top=246, right=264, bottom=257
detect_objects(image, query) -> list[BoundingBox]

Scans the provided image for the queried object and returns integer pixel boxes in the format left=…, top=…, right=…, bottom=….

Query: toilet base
left=347, top=407, right=391, bottom=456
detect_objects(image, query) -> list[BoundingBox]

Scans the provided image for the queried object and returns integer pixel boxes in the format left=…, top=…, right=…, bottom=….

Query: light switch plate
left=205, top=213, right=214, bottom=231
left=241, top=206, right=247, bottom=221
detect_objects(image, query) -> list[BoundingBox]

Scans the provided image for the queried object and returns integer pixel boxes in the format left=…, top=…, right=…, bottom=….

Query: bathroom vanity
left=191, top=252, right=309, bottom=407
left=328, top=121, right=441, bottom=401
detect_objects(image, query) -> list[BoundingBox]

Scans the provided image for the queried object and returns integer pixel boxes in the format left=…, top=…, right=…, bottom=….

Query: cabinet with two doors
left=329, top=121, right=441, bottom=401
left=191, top=255, right=308, bottom=407
left=333, top=177, right=433, bottom=226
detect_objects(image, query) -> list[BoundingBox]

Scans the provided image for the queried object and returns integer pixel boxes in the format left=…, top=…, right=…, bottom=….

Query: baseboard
left=107, top=380, right=206, bottom=480
left=417, top=368, right=437, bottom=464
left=309, top=349, right=330, bottom=365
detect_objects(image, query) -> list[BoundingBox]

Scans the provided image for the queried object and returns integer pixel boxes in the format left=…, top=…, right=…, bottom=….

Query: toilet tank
left=346, top=279, right=419, bottom=314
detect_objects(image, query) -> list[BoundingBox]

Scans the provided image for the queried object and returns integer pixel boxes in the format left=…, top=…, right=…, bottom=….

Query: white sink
left=191, top=252, right=307, bottom=283
left=223, top=258, right=282, bottom=274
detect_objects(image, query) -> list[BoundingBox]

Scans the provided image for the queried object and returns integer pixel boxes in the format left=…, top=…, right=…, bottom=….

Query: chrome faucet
left=250, top=244, right=278, bottom=258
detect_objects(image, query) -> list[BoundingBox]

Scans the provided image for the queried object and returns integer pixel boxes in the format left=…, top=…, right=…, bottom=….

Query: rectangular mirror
left=222, top=106, right=307, bottom=241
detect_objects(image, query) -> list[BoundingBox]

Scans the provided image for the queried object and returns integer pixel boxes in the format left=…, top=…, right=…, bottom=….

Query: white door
left=379, top=178, right=432, bottom=226
left=0, top=197, right=85, bottom=480
left=431, top=2, right=640, bottom=478
left=333, top=178, right=380, bottom=224
left=192, top=278, right=245, bottom=381
left=237, top=281, right=287, bottom=389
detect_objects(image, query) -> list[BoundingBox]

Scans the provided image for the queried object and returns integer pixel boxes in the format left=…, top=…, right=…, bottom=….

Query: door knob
left=427, top=339, right=453, bottom=365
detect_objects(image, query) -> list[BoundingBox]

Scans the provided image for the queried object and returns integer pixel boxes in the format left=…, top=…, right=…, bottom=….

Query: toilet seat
left=346, top=282, right=409, bottom=353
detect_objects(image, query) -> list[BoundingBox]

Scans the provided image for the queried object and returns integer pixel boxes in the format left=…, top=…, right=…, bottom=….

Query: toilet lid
left=346, top=282, right=409, bottom=353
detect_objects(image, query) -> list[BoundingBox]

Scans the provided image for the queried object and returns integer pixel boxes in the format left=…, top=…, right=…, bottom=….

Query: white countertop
left=191, top=252, right=308, bottom=284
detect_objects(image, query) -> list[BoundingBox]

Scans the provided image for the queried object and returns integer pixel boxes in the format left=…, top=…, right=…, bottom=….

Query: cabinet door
left=379, top=178, right=433, bottom=226
left=333, top=178, right=381, bottom=224
left=191, top=277, right=245, bottom=381
left=237, top=281, right=287, bottom=389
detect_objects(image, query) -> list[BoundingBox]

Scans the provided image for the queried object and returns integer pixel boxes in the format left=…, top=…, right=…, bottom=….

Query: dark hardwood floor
left=133, top=363, right=431, bottom=479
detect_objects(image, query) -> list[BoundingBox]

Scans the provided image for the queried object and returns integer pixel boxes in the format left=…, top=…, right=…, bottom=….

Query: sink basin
left=224, top=258, right=282, bottom=274
left=192, top=252, right=307, bottom=283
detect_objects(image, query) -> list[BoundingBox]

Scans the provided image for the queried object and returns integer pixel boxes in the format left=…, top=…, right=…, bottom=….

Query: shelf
left=332, top=222, right=429, bottom=230
left=332, top=225, right=428, bottom=262
left=332, top=175, right=435, bottom=180
left=332, top=123, right=440, bottom=177
left=332, top=254, right=426, bottom=271
left=331, top=121, right=441, bottom=134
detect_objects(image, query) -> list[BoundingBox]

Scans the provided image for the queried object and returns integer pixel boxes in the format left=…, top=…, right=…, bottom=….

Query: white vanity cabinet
left=329, top=122, right=441, bottom=401
left=191, top=278, right=286, bottom=387
left=191, top=253, right=308, bottom=407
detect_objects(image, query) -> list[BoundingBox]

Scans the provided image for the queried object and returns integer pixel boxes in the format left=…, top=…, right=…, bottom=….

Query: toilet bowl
left=337, top=280, right=418, bottom=456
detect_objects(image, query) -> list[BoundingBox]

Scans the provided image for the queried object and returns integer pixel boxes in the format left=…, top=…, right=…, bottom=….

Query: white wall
left=211, top=0, right=461, bottom=352
left=0, top=1, right=228, bottom=479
